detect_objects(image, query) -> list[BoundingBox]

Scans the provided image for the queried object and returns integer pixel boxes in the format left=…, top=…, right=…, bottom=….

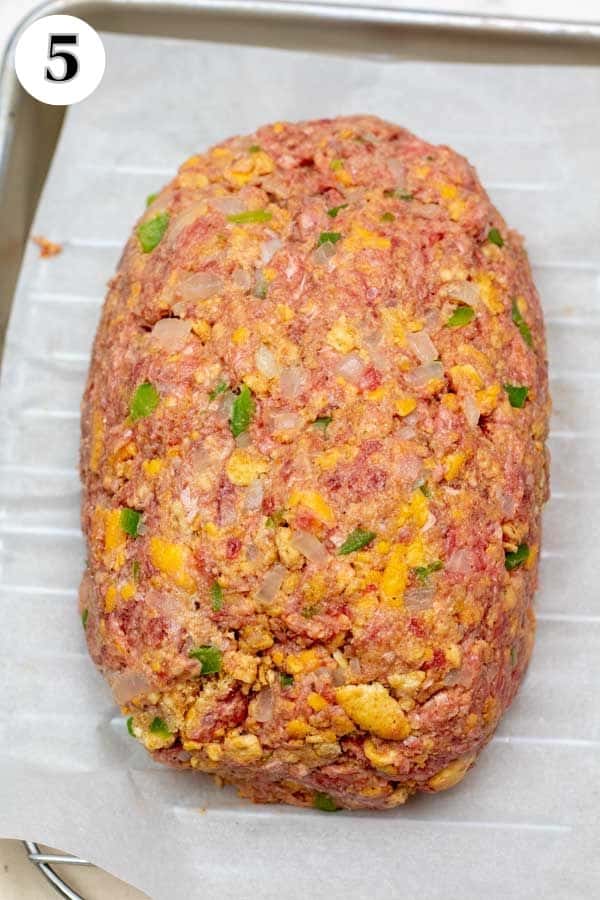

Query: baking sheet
left=1, top=28, right=599, bottom=900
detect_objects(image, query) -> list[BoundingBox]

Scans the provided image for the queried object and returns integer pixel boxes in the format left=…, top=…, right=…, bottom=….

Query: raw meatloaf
left=80, top=115, right=549, bottom=810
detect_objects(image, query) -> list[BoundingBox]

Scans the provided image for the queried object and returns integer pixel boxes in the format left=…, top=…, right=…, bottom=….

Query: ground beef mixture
left=80, top=115, right=549, bottom=810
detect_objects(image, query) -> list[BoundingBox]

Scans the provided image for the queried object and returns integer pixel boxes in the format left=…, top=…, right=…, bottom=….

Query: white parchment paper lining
left=0, top=30, right=599, bottom=900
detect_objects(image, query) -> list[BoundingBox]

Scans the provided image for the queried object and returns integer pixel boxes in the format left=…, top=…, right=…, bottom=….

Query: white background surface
left=0, top=2, right=599, bottom=899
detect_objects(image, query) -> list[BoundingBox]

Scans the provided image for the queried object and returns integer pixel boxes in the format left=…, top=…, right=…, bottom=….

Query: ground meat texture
left=80, top=115, right=549, bottom=811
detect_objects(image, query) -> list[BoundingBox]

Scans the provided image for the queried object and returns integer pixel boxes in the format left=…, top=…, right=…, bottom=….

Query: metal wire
left=23, top=841, right=91, bottom=900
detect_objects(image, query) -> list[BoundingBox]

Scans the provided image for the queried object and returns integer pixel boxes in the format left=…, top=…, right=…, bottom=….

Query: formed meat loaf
left=80, top=115, right=549, bottom=810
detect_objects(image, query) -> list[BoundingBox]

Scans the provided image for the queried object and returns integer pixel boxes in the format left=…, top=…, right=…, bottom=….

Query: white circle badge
left=15, top=15, right=105, bottom=106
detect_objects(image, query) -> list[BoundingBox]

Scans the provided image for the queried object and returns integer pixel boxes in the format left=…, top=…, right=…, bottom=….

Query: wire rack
left=23, top=842, right=91, bottom=900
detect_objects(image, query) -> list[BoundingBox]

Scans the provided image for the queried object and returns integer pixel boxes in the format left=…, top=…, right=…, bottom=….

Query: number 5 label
left=46, top=34, right=80, bottom=83
left=15, top=15, right=105, bottom=105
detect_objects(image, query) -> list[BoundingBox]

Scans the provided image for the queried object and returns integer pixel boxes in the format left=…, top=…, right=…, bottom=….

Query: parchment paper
left=1, top=30, right=599, bottom=900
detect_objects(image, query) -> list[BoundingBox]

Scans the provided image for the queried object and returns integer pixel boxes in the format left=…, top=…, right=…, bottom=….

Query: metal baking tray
left=2, top=2, right=600, bottom=898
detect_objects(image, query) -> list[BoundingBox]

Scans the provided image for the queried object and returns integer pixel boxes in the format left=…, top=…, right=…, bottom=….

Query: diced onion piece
left=168, top=203, right=205, bottom=239
left=178, top=271, right=224, bottom=302
left=406, top=360, right=444, bottom=387
left=386, top=158, right=406, bottom=183
left=422, top=511, right=437, bottom=533
left=235, top=431, right=251, bottom=449
left=110, top=671, right=152, bottom=704
left=219, top=497, right=237, bottom=527
left=341, top=189, right=361, bottom=205
left=253, top=687, right=275, bottom=722
left=260, top=174, right=288, bottom=198
left=299, top=210, right=317, bottom=233
left=219, top=391, right=235, bottom=419
left=271, top=411, right=301, bottom=430
left=445, top=281, right=481, bottom=306
left=170, top=300, right=187, bottom=317
left=404, top=586, right=435, bottom=611
left=313, top=241, right=337, bottom=266
left=496, top=487, right=518, bottom=518
left=180, top=487, right=198, bottom=521
left=444, top=667, right=471, bottom=688
left=291, top=530, right=328, bottom=565
left=280, top=365, right=305, bottom=400
left=446, top=548, right=477, bottom=574
left=412, top=202, right=440, bottom=219
left=348, top=657, right=362, bottom=676
left=211, top=195, right=246, bottom=215
left=150, top=318, right=191, bottom=351
left=233, top=268, right=252, bottom=290
left=363, top=331, right=390, bottom=372
left=337, top=353, right=365, bottom=384
left=261, top=236, right=282, bottom=264
left=257, top=564, right=287, bottom=602
left=246, top=542, right=260, bottom=561
left=407, top=330, right=438, bottom=364
left=285, top=256, right=298, bottom=279
left=332, top=666, right=347, bottom=686
left=256, top=344, right=280, bottom=378
left=393, top=453, right=422, bottom=484
left=396, top=425, right=417, bottom=440
left=332, top=650, right=348, bottom=669
left=191, top=446, right=210, bottom=474
left=231, top=154, right=254, bottom=174
left=424, top=309, right=440, bottom=332
left=462, top=393, right=480, bottom=427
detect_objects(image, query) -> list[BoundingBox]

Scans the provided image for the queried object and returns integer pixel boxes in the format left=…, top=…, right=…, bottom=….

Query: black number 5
left=45, top=34, right=79, bottom=82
